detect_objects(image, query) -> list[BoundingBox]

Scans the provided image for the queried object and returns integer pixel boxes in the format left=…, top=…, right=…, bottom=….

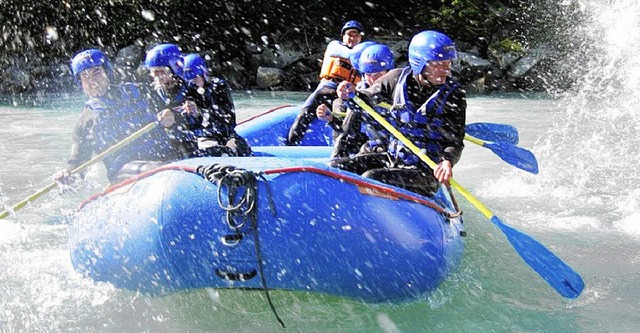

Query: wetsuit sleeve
left=288, top=85, right=337, bottom=145
left=66, top=108, right=96, bottom=171
left=163, top=108, right=199, bottom=152
left=439, top=87, right=467, bottom=165
left=208, top=79, right=237, bottom=137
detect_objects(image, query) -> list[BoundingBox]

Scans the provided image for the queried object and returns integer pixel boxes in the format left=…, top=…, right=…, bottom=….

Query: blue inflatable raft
left=68, top=105, right=466, bottom=303
left=236, top=105, right=335, bottom=147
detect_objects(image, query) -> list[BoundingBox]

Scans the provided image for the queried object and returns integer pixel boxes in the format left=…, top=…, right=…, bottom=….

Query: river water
left=0, top=89, right=637, bottom=332
left=1, top=0, right=640, bottom=331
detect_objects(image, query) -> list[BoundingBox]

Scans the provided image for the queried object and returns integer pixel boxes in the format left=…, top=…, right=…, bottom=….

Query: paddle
left=333, top=103, right=535, bottom=173
left=465, top=122, right=519, bottom=145
left=0, top=122, right=158, bottom=219
left=465, top=134, right=539, bottom=174
left=374, top=102, right=521, bottom=145
left=351, top=96, right=584, bottom=299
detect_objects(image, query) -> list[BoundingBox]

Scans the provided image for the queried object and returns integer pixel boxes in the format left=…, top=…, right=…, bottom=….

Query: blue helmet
left=144, top=43, right=184, bottom=76
left=182, top=53, right=208, bottom=81
left=359, top=44, right=395, bottom=74
left=408, top=30, right=457, bottom=75
left=341, top=20, right=364, bottom=36
left=348, top=41, right=377, bottom=72
left=70, top=49, right=113, bottom=83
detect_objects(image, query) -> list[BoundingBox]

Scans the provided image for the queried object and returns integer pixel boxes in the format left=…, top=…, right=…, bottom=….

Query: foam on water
left=2, top=3, right=640, bottom=330
left=479, top=0, right=640, bottom=238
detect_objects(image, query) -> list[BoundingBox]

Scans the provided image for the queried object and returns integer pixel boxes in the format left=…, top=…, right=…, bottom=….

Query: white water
left=0, top=92, right=636, bottom=332
left=1, top=0, right=640, bottom=331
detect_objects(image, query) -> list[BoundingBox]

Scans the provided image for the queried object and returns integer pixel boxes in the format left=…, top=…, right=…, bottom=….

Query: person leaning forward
left=319, top=43, right=396, bottom=157
left=54, top=49, right=181, bottom=185
left=181, top=53, right=251, bottom=157
left=329, top=30, right=467, bottom=197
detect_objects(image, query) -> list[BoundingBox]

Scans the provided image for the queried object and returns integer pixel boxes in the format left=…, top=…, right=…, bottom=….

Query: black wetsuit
left=287, top=81, right=338, bottom=146
left=185, top=77, right=251, bottom=157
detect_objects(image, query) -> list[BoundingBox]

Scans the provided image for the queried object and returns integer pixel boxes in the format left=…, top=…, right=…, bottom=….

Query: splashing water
left=528, top=0, right=640, bottom=224
left=551, top=0, right=639, bottom=170
left=472, top=0, right=640, bottom=239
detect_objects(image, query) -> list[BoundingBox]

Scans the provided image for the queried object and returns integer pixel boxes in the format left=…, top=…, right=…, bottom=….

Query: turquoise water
left=2, top=0, right=640, bottom=330
left=1, top=91, right=637, bottom=332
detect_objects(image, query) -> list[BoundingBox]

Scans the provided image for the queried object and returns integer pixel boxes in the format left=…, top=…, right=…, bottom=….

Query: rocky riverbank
left=0, top=0, right=586, bottom=97
left=0, top=36, right=569, bottom=97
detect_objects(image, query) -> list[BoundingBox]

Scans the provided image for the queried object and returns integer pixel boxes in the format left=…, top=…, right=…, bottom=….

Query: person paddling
left=287, top=20, right=367, bottom=146
left=144, top=43, right=199, bottom=157
left=54, top=49, right=181, bottom=184
left=317, top=43, right=396, bottom=157
left=330, top=30, right=467, bottom=196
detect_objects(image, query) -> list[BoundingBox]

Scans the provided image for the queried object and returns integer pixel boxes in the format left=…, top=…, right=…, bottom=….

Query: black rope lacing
left=445, top=186, right=463, bottom=219
left=196, top=164, right=285, bottom=328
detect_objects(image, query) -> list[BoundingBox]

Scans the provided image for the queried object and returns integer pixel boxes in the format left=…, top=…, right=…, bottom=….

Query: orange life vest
left=319, top=41, right=361, bottom=84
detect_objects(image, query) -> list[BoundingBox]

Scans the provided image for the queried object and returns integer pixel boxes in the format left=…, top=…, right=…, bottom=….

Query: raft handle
left=215, top=269, right=258, bottom=281
left=221, top=234, right=243, bottom=247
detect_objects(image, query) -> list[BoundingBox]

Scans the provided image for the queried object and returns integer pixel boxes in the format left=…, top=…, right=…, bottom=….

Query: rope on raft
left=196, top=164, right=285, bottom=329
left=75, top=162, right=461, bottom=321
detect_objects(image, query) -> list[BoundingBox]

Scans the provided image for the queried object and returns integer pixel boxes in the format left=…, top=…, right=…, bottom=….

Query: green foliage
left=493, top=38, right=524, bottom=53
left=412, top=0, right=511, bottom=52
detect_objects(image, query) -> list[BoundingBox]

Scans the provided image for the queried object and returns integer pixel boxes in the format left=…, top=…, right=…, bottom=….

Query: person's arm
left=318, top=99, right=344, bottom=132
left=357, top=69, right=402, bottom=105
left=208, top=79, right=237, bottom=136
left=68, top=110, right=96, bottom=169
left=157, top=105, right=199, bottom=152
left=54, top=109, right=95, bottom=182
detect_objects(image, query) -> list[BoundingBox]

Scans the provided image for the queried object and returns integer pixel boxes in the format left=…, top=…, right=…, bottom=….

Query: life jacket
left=385, top=67, right=460, bottom=166
left=86, top=83, right=177, bottom=182
left=319, top=41, right=360, bottom=84
left=361, top=107, right=392, bottom=151
left=187, top=78, right=237, bottom=142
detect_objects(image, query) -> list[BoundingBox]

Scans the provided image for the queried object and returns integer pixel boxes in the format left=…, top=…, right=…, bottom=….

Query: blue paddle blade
left=491, top=216, right=585, bottom=299
left=466, top=123, right=519, bottom=145
left=485, top=141, right=539, bottom=174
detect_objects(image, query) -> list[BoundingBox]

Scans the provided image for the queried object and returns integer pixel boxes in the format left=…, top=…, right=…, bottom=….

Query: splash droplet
left=45, top=26, right=58, bottom=41
left=141, top=10, right=155, bottom=22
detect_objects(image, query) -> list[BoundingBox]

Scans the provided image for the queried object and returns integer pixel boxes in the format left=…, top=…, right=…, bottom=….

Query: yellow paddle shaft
left=0, top=122, right=158, bottom=219
left=353, top=96, right=495, bottom=219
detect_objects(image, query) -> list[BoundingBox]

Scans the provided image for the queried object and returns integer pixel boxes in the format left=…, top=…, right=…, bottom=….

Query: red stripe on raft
left=263, top=166, right=447, bottom=213
left=77, top=163, right=446, bottom=214
left=77, top=165, right=197, bottom=211
left=237, top=104, right=292, bottom=125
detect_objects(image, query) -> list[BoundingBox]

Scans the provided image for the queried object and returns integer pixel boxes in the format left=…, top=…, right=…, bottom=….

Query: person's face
left=79, top=67, right=110, bottom=98
left=342, top=29, right=362, bottom=48
left=364, top=70, right=387, bottom=86
left=419, top=60, right=452, bottom=86
left=149, top=66, right=174, bottom=88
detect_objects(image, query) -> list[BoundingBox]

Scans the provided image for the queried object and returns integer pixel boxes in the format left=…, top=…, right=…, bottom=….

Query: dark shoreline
left=1, top=1, right=587, bottom=96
